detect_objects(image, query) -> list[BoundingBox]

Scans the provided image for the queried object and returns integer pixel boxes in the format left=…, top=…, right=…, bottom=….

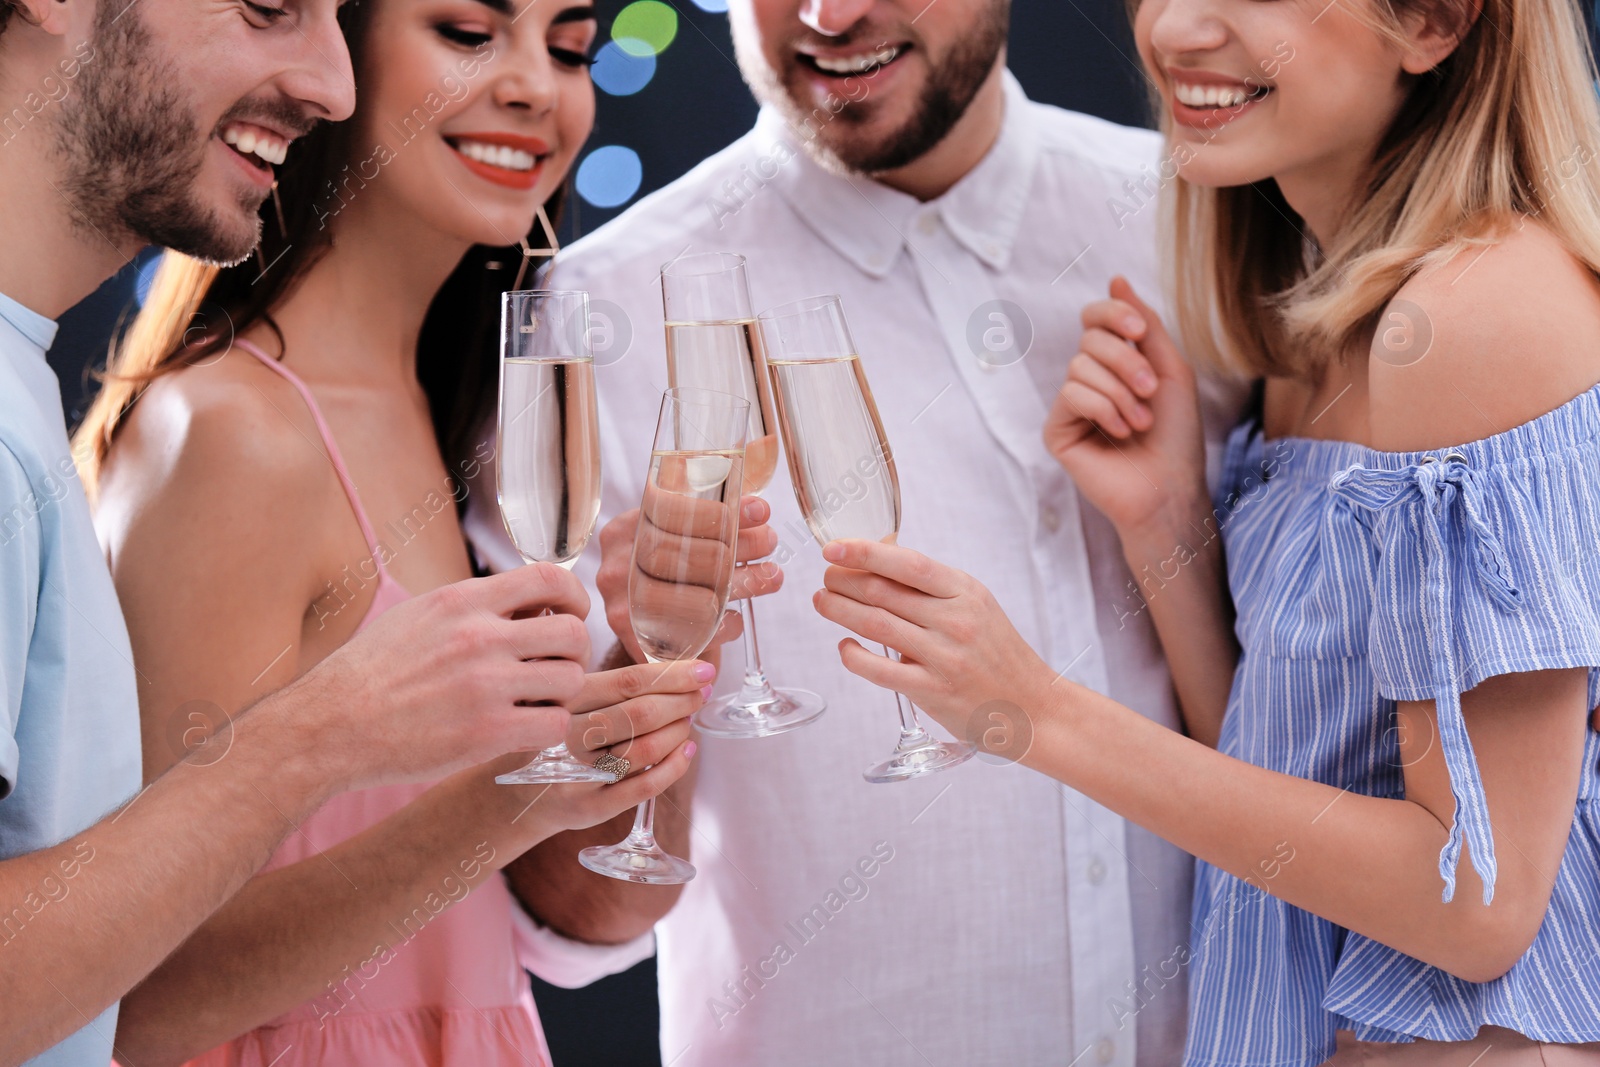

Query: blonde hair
left=1149, top=0, right=1600, bottom=378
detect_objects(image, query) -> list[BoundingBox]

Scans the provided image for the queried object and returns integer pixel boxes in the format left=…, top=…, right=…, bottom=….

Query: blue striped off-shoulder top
left=1183, top=383, right=1600, bottom=1066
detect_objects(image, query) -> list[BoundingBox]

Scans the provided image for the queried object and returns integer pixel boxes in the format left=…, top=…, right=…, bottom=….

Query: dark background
left=44, top=1, right=1594, bottom=1064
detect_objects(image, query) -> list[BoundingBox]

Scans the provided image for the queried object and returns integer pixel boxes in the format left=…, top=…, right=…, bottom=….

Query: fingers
left=732, top=560, right=783, bottom=601
left=820, top=564, right=938, bottom=628
left=576, top=659, right=714, bottom=714
left=596, top=717, right=693, bottom=770
left=463, top=562, right=590, bottom=620
left=1109, top=276, right=1189, bottom=380
left=736, top=521, right=778, bottom=565
left=572, top=687, right=703, bottom=752
left=812, top=586, right=928, bottom=654
left=836, top=637, right=926, bottom=694
left=588, top=737, right=696, bottom=821
left=818, top=539, right=965, bottom=598
left=502, top=611, right=591, bottom=666
left=1067, top=354, right=1150, bottom=437
left=1081, top=295, right=1148, bottom=344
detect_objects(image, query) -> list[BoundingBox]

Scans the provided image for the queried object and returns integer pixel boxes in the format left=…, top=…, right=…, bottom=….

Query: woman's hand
left=596, top=495, right=783, bottom=664
left=1044, top=276, right=1210, bottom=541
left=471, top=658, right=711, bottom=853
left=812, top=539, right=1056, bottom=739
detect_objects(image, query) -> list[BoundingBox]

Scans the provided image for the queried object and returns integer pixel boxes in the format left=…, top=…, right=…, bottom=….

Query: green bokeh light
left=612, top=0, right=677, bottom=56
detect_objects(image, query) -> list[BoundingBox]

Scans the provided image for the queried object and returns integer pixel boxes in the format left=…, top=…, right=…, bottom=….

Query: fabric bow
left=1332, top=457, right=1521, bottom=904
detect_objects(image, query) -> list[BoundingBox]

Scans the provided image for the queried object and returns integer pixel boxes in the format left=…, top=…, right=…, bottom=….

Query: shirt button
left=917, top=213, right=939, bottom=236
left=1040, top=505, right=1061, bottom=533
left=1095, top=1038, right=1116, bottom=1064
left=1086, top=855, right=1108, bottom=885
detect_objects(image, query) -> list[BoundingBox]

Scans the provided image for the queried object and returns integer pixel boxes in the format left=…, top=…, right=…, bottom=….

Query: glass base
left=496, top=752, right=617, bottom=786
left=578, top=843, right=697, bottom=885
left=863, top=736, right=978, bottom=784
left=694, top=687, right=826, bottom=739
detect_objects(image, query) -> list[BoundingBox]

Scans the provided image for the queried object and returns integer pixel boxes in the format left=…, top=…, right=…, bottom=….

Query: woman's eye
left=437, top=24, right=493, bottom=47
left=549, top=46, right=595, bottom=69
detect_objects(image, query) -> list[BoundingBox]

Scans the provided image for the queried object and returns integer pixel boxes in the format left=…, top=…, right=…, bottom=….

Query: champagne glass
left=759, top=295, right=977, bottom=784
left=579, top=387, right=750, bottom=883
left=494, top=290, right=613, bottom=786
left=662, top=252, right=826, bottom=739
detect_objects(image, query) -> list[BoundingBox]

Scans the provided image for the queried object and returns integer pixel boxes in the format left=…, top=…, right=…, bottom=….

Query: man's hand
left=292, top=563, right=591, bottom=793
left=596, top=495, right=781, bottom=664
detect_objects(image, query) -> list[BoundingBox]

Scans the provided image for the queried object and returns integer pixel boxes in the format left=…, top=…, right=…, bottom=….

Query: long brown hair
left=76, top=0, right=563, bottom=498
left=1132, top=0, right=1600, bottom=378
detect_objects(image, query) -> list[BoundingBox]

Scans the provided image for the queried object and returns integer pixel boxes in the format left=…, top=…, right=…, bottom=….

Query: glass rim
left=501, top=288, right=589, bottom=303
left=756, top=293, right=844, bottom=322
left=660, top=384, right=751, bottom=413
left=660, top=251, right=748, bottom=278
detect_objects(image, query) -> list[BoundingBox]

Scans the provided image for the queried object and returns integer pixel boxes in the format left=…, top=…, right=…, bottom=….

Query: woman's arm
left=1044, top=278, right=1238, bottom=744
left=814, top=539, right=1585, bottom=983
left=100, top=370, right=695, bottom=1065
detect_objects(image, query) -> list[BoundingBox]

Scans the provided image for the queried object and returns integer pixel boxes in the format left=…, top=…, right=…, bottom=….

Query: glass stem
left=734, top=597, right=777, bottom=707
left=881, top=644, right=933, bottom=745
left=537, top=742, right=572, bottom=760
left=626, top=799, right=660, bottom=851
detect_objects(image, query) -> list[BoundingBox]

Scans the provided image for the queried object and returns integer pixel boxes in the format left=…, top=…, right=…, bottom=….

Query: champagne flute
left=579, top=387, right=750, bottom=883
left=494, top=290, right=613, bottom=786
left=662, top=252, right=826, bottom=739
left=759, top=295, right=977, bottom=784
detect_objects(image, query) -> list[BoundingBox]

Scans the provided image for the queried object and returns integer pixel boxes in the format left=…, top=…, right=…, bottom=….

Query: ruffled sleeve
left=1332, top=448, right=1600, bottom=904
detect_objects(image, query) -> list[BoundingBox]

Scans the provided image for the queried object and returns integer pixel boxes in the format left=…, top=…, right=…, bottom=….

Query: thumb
left=1109, top=277, right=1187, bottom=380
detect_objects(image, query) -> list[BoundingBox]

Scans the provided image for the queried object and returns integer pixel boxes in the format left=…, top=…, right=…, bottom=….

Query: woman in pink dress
left=74, top=0, right=776, bottom=1063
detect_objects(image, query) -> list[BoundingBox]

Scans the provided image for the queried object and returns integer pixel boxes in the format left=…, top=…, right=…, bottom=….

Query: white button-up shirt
left=468, top=72, right=1244, bottom=1067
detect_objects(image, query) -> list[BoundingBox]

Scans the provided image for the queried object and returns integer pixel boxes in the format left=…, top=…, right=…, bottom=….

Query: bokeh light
left=576, top=146, right=644, bottom=208
left=591, top=39, right=657, bottom=96
left=689, top=0, right=728, bottom=10
left=612, top=0, right=678, bottom=56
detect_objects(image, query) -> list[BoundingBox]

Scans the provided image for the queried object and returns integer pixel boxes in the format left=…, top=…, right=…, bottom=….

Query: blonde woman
left=812, top=0, right=1600, bottom=1062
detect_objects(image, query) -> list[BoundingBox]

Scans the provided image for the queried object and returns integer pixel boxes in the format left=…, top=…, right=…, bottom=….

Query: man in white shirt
left=469, top=1, right=1244, bottom=1063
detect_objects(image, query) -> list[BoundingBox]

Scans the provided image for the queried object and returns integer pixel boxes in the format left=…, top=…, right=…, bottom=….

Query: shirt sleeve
left=0, top=444, right=43, bottom=798
left=1332, top=447, right=1600, bottom=905
left=508, top=899, right=656, bottom=989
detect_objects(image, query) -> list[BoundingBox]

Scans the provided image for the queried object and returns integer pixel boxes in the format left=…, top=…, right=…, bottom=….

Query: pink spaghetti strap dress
left=184, top=339, right=553, bottom=1067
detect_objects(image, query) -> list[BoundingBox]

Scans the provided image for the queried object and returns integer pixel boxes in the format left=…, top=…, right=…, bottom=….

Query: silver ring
left=593, top=753, right=631, bottom=780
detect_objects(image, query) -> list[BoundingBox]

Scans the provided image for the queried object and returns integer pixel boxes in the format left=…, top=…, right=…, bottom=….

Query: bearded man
left=469, top=1, right=1245, bottom=1064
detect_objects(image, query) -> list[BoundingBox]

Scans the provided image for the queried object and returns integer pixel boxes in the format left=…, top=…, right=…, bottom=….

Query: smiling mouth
left=219, top=120, right=289, bottom=177
left=797, top=44, right=907, bottom=78
left=1172, top=82, right=1272, bottom=110
left=445, top=136, right=541, bottom=174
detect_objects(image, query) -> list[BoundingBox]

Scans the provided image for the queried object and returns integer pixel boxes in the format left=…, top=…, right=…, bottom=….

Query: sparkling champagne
left=497, top=357, right=602, bottom=568
left=629, top=449, right=746, bottom=663
left=768, top=355, right=900, bottom=546
left=665, top=320, right=779, bottom=494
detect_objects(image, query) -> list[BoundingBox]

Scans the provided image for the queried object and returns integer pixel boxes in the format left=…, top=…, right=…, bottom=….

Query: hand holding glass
left=494, top=290, right=613, bottom=786
left=760, top=295, right=977, bottom=783
left=579, top=387, right=749, bottom=883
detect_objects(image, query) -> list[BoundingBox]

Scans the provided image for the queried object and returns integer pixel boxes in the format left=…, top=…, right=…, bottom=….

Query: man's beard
left=53, top=4, right=261, bottom=265
left=739, top=0, right=1009, bottom=177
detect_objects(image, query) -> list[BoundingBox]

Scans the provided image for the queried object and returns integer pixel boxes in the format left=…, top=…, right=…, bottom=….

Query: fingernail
left=692, top=661, right=717, bottom=683
left=1134, top=402, right=1152, bottom=424
left=742, top=499, right=766, bottom=523
left=1134, top=371, right=1157, bottom=394
left=700, top=684, right=714, bottom=701
left=684, top=741, right=698, bottom=759
left=822, top=542, right=844, bottom=562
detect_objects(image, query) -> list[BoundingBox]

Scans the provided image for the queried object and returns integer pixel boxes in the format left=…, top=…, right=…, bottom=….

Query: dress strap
left=1332, top=456, right=1522, bottom=905
left=234, top=338, right=389, bottom=565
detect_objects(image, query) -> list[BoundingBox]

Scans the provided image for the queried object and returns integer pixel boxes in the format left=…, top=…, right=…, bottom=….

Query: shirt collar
left=0, top=290, right=58, bottom=351
left=755, top=70, right=1040, bottom=278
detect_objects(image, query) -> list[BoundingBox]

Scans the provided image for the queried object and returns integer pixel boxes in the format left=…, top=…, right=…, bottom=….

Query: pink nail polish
left=700, top=685, right=715, bottom=701
left=692, top=661, right=717, bottom=683
left=684, top=741, right=699, bottom=759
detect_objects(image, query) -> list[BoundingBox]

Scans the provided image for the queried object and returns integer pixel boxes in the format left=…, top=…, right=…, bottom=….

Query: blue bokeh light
left=576, top=146, right=644, bottom=209
left=690, top=0, right=728, bottom=11
left=591, top=40, right=656, bottom=96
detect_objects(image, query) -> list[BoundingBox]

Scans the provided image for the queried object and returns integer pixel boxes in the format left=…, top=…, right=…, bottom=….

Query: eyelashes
left=435, top=24, right=596, bottom=68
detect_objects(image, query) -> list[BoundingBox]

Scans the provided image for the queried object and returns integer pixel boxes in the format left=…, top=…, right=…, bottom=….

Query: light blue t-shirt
left=0, top=290, right=141, bottom=1065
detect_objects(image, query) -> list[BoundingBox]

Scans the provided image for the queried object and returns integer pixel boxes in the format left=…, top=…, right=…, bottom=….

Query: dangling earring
left=512, top=202, right=560, bottom=290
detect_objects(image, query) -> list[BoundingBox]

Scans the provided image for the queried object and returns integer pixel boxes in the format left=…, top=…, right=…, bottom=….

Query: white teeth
left=221, top=122, right=288, bottom=167
left=452, top=138, right=537, bottom=173
left=1173, top=82, right=1259, bottom=109
left=812, top=45, right=900, bottom=75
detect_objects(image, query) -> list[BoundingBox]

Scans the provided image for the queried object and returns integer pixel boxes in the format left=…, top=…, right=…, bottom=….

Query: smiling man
left=0, top=1, right=608, bottom=1063
left=470, top=1, right=1246, bottom=1065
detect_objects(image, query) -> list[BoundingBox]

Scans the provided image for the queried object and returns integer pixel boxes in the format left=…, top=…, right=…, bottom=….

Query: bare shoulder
left=96, top=343, right=338, bottom=554
left=1367, top=218, right=1600, bottom=451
